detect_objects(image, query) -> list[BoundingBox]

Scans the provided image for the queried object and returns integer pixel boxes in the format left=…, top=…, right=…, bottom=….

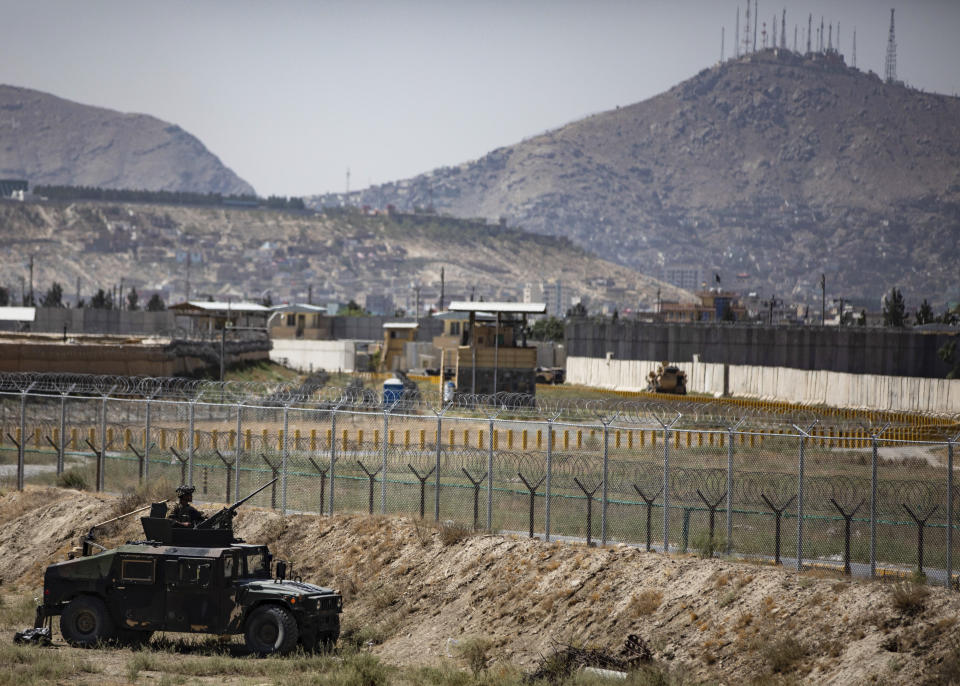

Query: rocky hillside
left=0, top=201, right=691, bottom=310
left=0, top=85, right=254, bottom=195
left=315, top=50, right=960, bottom=306
left=4, top=487, right=960, bottom=684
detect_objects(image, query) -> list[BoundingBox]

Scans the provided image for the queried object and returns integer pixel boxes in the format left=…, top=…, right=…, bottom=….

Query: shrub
left=438, top=520, right=472, bottom=546
left=629, top=590, right=663, bottom=616
left=763, top=636, right=807, bottom=673
left=456, top=637, right=495, bottom=675
left=56, top=468, right=88, bottom=491
left=890, top=581, right=929, bottom=616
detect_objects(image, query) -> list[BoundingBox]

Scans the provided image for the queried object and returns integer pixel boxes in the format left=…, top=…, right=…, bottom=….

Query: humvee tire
left=245, top=605, right=299, bottom=655
left=61, top=596, right=115, bottom=646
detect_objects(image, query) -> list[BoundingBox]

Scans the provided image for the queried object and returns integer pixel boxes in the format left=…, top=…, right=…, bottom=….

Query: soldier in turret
left=169, top=485, right=205, bottom=527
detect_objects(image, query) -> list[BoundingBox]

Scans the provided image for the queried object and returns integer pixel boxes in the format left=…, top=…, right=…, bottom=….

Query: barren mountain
left=316, top=50, right=960, bottom=306
left=0, top=85, right=254, bottom=195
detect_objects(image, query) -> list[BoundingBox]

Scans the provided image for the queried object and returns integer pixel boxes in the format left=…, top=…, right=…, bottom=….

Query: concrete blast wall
left=565, top=321, right=956, bottom=378
left=270, top=339, right=357, bottom=373
left=566, top=356, right=960, bottom=415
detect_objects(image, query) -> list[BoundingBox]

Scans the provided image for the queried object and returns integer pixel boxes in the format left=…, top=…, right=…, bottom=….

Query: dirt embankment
left=2, top=486, right=960, bottom=684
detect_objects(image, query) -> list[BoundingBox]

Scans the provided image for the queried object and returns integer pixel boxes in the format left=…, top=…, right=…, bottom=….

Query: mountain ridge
left=0, top=84, right=254, bottom=195
left=313, top=49, right=960, bottom=307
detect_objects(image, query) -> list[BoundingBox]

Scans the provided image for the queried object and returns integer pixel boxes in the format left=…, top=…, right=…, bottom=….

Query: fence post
left=381, top=411, right=389, bottom=514
left=18, top=390, right=29, bottom=491
left=487, top=419, right=494, bottom=532
left=795, top=430, right=806, bottom=571
left=329, top=407, right=338, bottom=515
left=234, top=403, right=243, bottom=502
left=949, top=437, right=957, bottom=590
left=58, top=394, right=67, bottom=476
left=601, top=421, right=609, bottom=545
left=545, top=416, right=554, bottom=542
left=663, top=423, right=671, bottom=553
left=281, top=403, right=289, bottom=515
left=143, top=398, right=151, bottom=481
left=99, top=392, right=112, bottom=491
left=870, top=432, right=880, bottom=579
left=434, top=413, right=443, bottom=522
left=726, top=420, right=744, bottom=555
left=187, top=399, right=196, bottom=487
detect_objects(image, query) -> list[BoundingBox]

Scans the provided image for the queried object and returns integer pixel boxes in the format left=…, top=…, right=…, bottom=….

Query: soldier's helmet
left=176, top=485, right=195, bottom=497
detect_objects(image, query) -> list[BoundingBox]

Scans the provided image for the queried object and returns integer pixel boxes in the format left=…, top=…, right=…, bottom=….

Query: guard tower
left=447, top=301, right=546, bottom=397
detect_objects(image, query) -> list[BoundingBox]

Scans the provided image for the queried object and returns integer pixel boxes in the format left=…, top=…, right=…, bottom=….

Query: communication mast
left=753, top=0, right=758, bottom=51
left=781, top=10, right=786, bottom=49
left=735, top=6, right=740, bottom=57
left=853, top=28, right=857, bottom=68
left=743, top=0, right=752, bottom=55
left=884, top=8, right=897, bottom=83
left=807, top=14, right=812, bottom=54
left=721, top=26, right=725, bottom=62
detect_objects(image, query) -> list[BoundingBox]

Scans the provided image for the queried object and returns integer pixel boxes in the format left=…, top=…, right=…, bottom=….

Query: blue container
left=383, top=377, right=404, bottom=405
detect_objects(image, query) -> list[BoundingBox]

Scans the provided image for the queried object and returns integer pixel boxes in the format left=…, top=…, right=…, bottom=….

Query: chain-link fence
left=1, top=372, right=958, bottom=589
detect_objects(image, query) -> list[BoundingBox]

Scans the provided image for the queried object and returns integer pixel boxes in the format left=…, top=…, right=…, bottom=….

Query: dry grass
left=438, top=520, right=473, bottom=546
left=890, top=581, right=929, bottom=616
left=628, top=589, right=663, bottom=616
left=762, top=636, right=807, bottom=674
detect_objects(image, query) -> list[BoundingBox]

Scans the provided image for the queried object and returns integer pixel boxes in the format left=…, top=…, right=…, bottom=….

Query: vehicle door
left=113, top=555, right=164, bottom=629
left=163, top=556, right=218, bottom=632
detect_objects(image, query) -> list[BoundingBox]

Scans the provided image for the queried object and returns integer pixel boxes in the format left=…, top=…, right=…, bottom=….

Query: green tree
left=90, top=288, right=113, bottom=310
left=914, top=299, right=935, bottom=325
left=859, top=309, right=867, bottom=326
left=145, top=293, right=166, bottom=312
left=0, top=286, right=9, bottom=306
left=342, top=299, right=368, bottom=316
left=530, top=316, right=565, bottom=341
left=882, top=287, right=908, bottom=327
left=126, top=288, right=140, bottom=311
left=41, top=282, right=64, bottom=308
left=939, top=340, right=960, bottom=379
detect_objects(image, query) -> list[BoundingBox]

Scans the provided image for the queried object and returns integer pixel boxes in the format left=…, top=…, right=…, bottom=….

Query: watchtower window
left=121, top=558, right=155, bottom=583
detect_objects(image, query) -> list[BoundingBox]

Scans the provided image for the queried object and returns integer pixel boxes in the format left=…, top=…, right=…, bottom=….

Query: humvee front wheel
left=61, top=596, right=116, bottom=646
left=244, top=605, right=299, bottom=656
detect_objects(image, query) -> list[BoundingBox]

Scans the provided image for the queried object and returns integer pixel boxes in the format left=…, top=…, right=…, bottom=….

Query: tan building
left=380, top=322, right=418, bottom=371
left=169, top=301, right=270, bottom=333
left=268, top=304, right=330, bottom=340
left=659, top=290, right=747, bottom=323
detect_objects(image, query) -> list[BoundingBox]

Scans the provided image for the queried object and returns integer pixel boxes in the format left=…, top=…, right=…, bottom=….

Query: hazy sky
left=2, top=1, right=958, bottom=197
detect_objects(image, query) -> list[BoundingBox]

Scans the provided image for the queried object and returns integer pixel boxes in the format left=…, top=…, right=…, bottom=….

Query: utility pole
left=439, top=266, right=445, bottom=312
left=308, top=284, right=313, bottom=305
left=75, top=276, right=80, bottom=307
left=820, top=274, right=826, bottom=326
left=28, top=255, right=34, bottom=305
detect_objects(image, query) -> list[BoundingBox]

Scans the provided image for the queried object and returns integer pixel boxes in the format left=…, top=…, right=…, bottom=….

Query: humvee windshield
left=242, top=549, right=268, bottom=577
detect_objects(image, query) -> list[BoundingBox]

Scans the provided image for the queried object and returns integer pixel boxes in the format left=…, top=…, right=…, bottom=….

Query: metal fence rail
left=1, top=375, right=958, bottom=589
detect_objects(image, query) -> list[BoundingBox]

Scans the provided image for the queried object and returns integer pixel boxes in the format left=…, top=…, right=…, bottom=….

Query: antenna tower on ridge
left=743, top=0, right=752, bottom=54
left=853, top=28, right=857, bottom=68
left=884, top=8, right=897, bottom=83
left=781, top=10, right=786, bottom=49
left=735, top=6, right=740, bottom=57
left=806, top=14, right=812, bottom=54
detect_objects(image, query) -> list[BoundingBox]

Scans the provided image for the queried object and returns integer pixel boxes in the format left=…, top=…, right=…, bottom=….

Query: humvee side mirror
left=276, top=560, right=287, bottom=582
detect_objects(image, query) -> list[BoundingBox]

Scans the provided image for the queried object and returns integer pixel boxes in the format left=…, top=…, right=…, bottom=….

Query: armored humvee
left=33, top=484, right=341, bottom=656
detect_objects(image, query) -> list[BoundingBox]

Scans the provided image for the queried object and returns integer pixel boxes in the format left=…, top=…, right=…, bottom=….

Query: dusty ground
left=2, top=486, right=960, bottom=685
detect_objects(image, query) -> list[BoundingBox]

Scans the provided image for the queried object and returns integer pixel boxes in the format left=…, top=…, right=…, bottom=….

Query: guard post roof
left=447, top=301, right=546, bottom=314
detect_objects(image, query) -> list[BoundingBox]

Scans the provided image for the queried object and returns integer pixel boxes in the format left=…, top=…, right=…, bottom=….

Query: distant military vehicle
left=648, top=362, right=687, bottom=395
left=28, top=480, right=342, bottom=655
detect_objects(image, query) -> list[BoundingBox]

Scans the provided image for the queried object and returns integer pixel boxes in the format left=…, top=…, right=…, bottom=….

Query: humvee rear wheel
left=61, top=596, right=115, bottom=646
left=245, top=605, right=299, bottom=656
